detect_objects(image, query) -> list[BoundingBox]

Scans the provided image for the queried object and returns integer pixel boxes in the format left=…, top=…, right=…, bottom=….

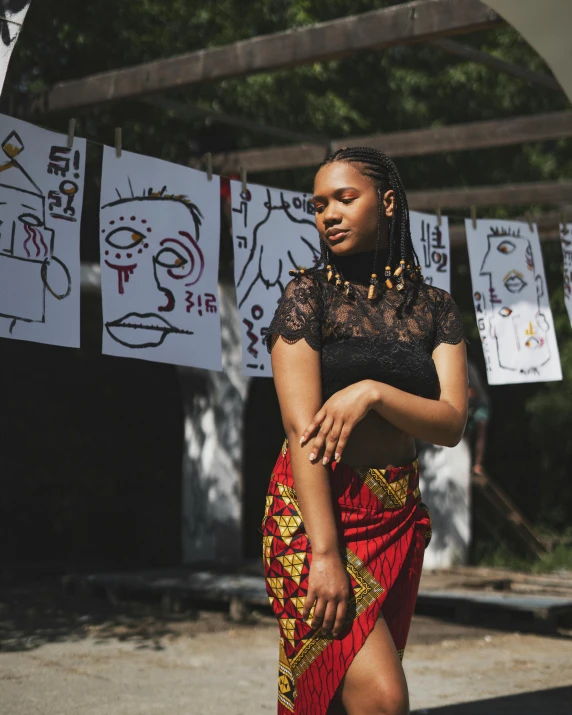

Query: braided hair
left=290, top=147, right=423, bottom=296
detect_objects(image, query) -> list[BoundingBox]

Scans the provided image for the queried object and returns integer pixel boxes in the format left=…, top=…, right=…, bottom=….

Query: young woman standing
left=262, top=147, right=467, bottom=715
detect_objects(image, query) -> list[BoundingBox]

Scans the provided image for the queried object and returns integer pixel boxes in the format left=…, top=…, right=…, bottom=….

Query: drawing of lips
left=105, top=312, right=193, bottom=349
left=503, top=273, right=527, bottom=293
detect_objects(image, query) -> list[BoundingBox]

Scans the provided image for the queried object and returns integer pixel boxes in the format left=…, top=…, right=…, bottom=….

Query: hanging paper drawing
left=0, top=1, right=31, bottom=95
left=465, top=218, right=562, bottom=385
left=409, top=210, right=450, bottom=293
left=560, top=222, right=572, bottom=327
left=99, top=146, right=222, bottom=370
left=0, top=113, right=85, bottom=347
left=230, top=181, right=320, bottom=377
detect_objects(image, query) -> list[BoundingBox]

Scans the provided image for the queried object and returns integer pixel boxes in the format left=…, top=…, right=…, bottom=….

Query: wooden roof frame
left=21, top=0, right=570, bottom=214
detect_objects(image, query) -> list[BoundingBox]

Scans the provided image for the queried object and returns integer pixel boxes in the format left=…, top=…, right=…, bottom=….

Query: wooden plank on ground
left=212, top=111, right=572, bottom=173
left=27, top=0, right=501, bottom=115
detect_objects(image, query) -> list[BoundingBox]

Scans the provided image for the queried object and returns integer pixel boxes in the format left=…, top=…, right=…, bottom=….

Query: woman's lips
left=326, top=230, right=349, bottom=243
left=105, top=312, right=193, bottom=349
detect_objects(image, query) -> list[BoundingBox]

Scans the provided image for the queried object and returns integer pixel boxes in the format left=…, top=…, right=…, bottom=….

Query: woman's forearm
left=285, top=427, right=341, bottom=557
left=368, top=380, right=466, bottom=447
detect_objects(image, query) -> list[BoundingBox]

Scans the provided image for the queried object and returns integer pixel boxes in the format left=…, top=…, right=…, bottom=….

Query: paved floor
left=1, top=579, right=571, bottom=714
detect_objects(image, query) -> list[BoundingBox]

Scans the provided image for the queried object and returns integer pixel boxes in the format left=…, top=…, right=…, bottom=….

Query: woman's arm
left=368, top=340, right=468, bottom=447
left=301, top=340, right=468, bottom=463
left=271, top=335, right=350, bottom=637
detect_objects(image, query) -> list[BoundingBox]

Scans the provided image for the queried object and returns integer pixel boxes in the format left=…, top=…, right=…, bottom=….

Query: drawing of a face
left=0, top=131, right=69, bottom=328
left=480, top=232, right=550, bottom=374
left=101, top=192, right=205, bottom=348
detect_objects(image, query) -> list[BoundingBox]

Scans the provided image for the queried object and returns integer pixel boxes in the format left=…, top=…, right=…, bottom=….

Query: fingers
left=311, top=597, right=327, bottom=631
left=332, top=427, right=351, bottom=465
left=308, top=415, right=334, bottom=462
left=300, top=408, right=326, bottom=445
left=302, top=589, right=316, bottom=622
left=321, top=420, right=344, bottom=465
left=332, top=598, right=348, bottom=638
left=320, top=600, right=339, bottom=634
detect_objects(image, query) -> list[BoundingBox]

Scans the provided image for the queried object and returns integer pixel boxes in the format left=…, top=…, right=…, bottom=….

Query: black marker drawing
left=0, top=129, right=72, bottom=335
left=232, top=184, right=320, bottom=376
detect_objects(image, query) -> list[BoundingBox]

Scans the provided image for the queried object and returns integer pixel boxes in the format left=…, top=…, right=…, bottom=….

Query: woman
left=262, top=147, right=467, bottom=715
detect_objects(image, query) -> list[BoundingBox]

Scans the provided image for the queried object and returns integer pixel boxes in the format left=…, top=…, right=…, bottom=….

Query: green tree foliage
left=5, top=1, right=572, bottom=543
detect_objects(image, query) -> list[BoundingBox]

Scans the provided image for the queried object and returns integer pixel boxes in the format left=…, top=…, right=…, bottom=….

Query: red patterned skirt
left=262, top=440, right=432, bottom=715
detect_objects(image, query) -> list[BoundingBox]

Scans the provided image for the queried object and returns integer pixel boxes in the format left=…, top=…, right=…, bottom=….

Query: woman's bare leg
left=339, top=616, right=409, bottom=715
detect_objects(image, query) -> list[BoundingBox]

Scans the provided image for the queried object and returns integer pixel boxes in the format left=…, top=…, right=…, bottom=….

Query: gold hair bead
left=385, top=278, right=394, bottom=290
left=344, top=280, right=353, bottom=297
left=368, top=273, right=378, bottom=300
left=335, top=272, right=342, bottom=287
left=326, top=264, right=333, bottom=282
left=393, top=265, right=403, bottom=277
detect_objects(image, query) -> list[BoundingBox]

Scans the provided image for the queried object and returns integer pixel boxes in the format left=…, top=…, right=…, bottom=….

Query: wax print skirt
left=262, top=439, right=432, bottom=715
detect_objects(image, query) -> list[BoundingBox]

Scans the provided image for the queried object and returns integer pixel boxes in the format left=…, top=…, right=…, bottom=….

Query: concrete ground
left=1, top=578, right=571, bottom=714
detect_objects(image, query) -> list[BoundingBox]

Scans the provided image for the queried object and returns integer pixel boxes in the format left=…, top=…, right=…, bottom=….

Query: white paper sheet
left=100, top=147, right=222, bottom=370
left=560, top=223, right=572, bottom=327
left=465, top=218, right=562, bottom=385
left=0, top=2, right=31, bottom=95
left=231, top=181, right=320, bottom=377
left=0, top=113, right=85, bottom=347
left=410, top=210, right=451, bottom=293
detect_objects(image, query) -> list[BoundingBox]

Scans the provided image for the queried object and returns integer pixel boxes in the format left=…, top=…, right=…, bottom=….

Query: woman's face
left=312, top=161, right=394, bottom=257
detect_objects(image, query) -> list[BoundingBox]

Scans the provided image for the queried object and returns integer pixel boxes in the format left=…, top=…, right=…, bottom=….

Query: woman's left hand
left=300, top=380, right=377, bottom=465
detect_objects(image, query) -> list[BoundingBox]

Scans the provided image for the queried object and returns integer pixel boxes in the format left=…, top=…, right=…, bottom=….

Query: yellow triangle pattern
left=273, top=514, right=302, bottom=538
left=267, top=577, right=284, bottom=600
left=277, top=552, right=305, bottom=584
left=263, top=534, right=274, bottom=566
left=280, top=617, right=298, bottom=647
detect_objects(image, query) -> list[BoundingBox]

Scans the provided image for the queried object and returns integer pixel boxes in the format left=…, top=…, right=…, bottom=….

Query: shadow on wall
left=242, top=377, right=284, bottom=560
left=0, top=292, right=184, bottom=571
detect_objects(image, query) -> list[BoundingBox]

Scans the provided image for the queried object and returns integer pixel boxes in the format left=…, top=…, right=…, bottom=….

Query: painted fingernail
left=309, top=452, right=315, bottom=461
left=335, top=453, right=340, bottom=462
left=299, top=436, right=305, bottom=444
left=322, top=457, right=328, bottom=465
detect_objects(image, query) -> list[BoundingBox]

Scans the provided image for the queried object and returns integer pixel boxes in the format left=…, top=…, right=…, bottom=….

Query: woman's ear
left=383, top=189, right=396, bottom=218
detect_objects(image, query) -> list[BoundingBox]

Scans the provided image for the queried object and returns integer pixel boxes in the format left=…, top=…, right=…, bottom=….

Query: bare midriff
left=337, top=410, right=417, bottom=469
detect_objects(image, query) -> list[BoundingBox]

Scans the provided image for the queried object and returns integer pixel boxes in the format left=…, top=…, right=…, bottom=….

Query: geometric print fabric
left=263, top=444, right=431, bottom=715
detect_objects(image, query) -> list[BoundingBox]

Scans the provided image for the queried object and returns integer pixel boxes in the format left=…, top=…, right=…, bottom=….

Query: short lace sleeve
left=433, top=290, right=464, bottom=350
left=265, top=274, right=323, bottom=353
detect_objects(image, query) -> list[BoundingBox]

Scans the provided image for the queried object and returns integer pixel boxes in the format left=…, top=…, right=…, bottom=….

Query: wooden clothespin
left=436, top=207, right=442, bottom=227
left=205, top=152, right=213, bottom=181
left=115, top=127, right=122, bottom=158
left=525, top=211, right=534, bottom=232
left=240, top=166, right=247, bottom=193
left=67, top=118, right=76, bottom=149
left=470, top=205, right=477, bottom=230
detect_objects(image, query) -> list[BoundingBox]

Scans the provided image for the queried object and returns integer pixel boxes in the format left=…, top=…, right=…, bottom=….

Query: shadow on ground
left=413, top=685, right=572, bottom=715
left=0, top=575, right=267, bottom=653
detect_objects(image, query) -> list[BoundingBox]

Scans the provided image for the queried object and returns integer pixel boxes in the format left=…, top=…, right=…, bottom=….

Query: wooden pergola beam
left=408, top=180, right=572, bottom=211
left=26, top=0, right=500, bottom=116
left=211, top=110, right=572, bottom=173
left=429, top=38, right=562, bottom=92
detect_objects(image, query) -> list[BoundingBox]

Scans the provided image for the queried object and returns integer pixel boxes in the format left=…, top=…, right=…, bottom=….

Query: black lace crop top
left=265, top=251, right=464, bottom=401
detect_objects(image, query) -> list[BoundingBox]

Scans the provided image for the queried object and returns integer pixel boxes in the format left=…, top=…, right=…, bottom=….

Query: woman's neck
left=331, top=249, right=388, bottom=285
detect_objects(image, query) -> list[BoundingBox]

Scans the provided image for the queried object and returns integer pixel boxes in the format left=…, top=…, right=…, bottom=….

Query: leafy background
left=1, top=0, right=570, bottom=568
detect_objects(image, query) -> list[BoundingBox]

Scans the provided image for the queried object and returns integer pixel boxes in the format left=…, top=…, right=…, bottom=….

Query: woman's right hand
left=302, top=552, right=350, bottom=638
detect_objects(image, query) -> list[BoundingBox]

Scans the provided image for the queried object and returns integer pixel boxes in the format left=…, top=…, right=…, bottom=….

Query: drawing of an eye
left=19, top=213, right=42, bottom=226
left=106, top=227, right=144, bottom=249
left=498, top=307, right=512, bottom=317
left=525, top=337, right=540, bottom=349
left=497, top=240, right=516, bottom=254
left=155, top=247, right=188, bottom=269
